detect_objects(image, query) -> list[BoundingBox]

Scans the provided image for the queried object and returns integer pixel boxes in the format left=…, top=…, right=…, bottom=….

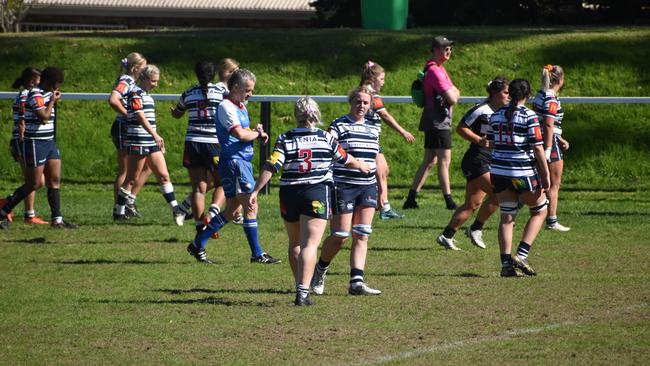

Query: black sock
left=317, top=258, right=330, bottom=269
left=406, top=189, right=417, bottom=202
left=47, top=188, right=62, bottom=219
left=442, top=226, right=456, bottom=238
left=470, top=219, right=484, bottom=231
left=516, top=241, right=531, bottom=259
left=2, top=186, right=30, bottom=215
left=500, top=254, right=512, bottom=266
left=350, top=268, right=364, bottom=285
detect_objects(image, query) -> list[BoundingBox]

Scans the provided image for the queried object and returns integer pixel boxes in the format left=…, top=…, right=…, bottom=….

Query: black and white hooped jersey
left=328, top=115, right=379, bottom=185
left=126, top=86, right=156, bottom=147
left=532, top=89, right=564, bottom=135
left=364, top=94, right=386, bottom=135
left=11, top=89, right=29, bottom=140
left=23, top=86, right=55, bottom=141
left=112, top=74, right=137, bottom=123
left=175, top=82, right=227, bottom=144
left=267, top=127, right=349, bottom=186
left=459, top=101, right=494, bottom=160
left=488, top=104, right=544, bottom=178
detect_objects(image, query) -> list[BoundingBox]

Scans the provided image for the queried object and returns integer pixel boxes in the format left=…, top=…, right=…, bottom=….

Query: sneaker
left=546, top=222, right=570, bottom=232
left=51, top=220, right=78, bottom=229
left=0, top=199, right=13, bottom=222
left=348, top=282, right=382, bottom=295
left=500, top=264, right=523, bottom=277
left=125, top=203, right=142, bottom=218
left=186, top=242, right=214, bottom=264
left=250, top=253, right=281, bottom=264
left=294, top=293, right=314, bottom=306
left=24, top=216, right=49, bottom=225
left=310, top=266, right=329, bottom=295
left=232, top=214, right=244, bottom=225
left=402, top=200, right=419, bottom=210
left=172, top=206, right=185, bottom=226
left=379, top=208, right=404, bottom=220
left=465, top=227, right=486, bottom=249
left=436, top=234, right=461, bottom=251
left=113, top=212, right=129, bottom=222
left=512, top=255, right=537, bottom=276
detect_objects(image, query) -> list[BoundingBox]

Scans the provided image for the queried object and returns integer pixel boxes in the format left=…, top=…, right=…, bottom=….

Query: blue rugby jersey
left=488, top=104, right=544, bottom=178
left=267, top=127, right=349, bottom=186
left=328, top=115, right=379, bottom=185
left=532, top=89, right=564, bottom=136
left=23, top=86, right=55, bottom=140
left=175, top=82, right=227, bottom=144
left=125, top=86, right=157, bottom=147
left=11, top=89, right=29, bottom=140
left=112, top=74, right=137, bottom=123
left=216, top=99, right=254, bottom=162
left=460, top=101, right=494, bottom=160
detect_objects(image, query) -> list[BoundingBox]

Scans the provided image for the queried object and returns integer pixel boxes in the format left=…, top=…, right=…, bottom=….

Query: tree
left=0, top=0, right=35, bottom=33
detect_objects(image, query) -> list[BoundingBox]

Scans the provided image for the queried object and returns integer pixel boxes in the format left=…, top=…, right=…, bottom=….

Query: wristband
left=544, top=147, right=552, bottom=161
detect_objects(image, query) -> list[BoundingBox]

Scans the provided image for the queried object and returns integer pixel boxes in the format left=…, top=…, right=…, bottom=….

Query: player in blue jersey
left=250, top=97, right=370, bottom=305
left=113, top=65, right=185, bottom=225
left=171, top=61, right=227, bottom=235
left=487, top=79, right=550, bottom=277
left=108, top=52, right=152, bottom=220
left=436, top=77, right=509, bottom=250
left=1, top=67, right=49, bottom=226
left=1, top=67, right=77, bottom=229
left=533, top=64, right=570, bottom=232
left=187, top=69, right=280, bottom=265
left=360, top=61, right=414, bottom=220
left=310, top=86, right=382, bottom=296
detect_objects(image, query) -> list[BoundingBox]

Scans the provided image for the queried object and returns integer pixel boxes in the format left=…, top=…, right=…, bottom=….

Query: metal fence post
left=259, top=101, right=272, bottom=195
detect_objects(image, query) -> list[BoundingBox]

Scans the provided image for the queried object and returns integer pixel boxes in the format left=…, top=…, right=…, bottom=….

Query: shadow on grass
left=156, top=288, right=293, bottom=295
left=96, top=297, right=277, bottom=307
left=15, top=237, right=48, bottom=244
left=369, top=246, right=430, bottom=252
left=327, top=271, right=488, bottom=278
left=578, top=211, right=648, bottom=217
left=53, top=259, right=186, bottom=265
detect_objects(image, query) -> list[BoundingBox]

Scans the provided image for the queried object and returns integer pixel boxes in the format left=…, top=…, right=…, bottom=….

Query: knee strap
left=530, top=199, right=549, bottom=213
left=352, top=224, right=372, bottom=237
left=500, top=201, right=519, bottom=215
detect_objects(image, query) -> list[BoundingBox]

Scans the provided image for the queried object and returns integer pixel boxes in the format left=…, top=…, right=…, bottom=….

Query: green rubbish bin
left=361, top=0, right=409, bottom=30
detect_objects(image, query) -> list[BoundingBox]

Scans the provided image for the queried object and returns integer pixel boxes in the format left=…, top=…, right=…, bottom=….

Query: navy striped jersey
left=364, top=94, right=386, bottom=135
left=460, top=101, right=494, bottom=160
left=11, top=89, right=29, bottom=140
left=125, top=86, right=157, bottom=147
left=488, top=104, right=544, bottom=178
left=216, top=99, right=254, bottom=162
left=532, top=89, right=564, bottom=135
left=328, top=115, right=379, bottom=185
left=175, top=82, right=227, bottom=144
left=23, top=86, right=56, bottom=140
left=112, top=74, right=137, bottom=123
left=267, top=127, right=349, bottom=186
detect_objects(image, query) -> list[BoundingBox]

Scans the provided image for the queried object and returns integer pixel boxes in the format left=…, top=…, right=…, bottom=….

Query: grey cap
left=432, top=36, right=455, bottom=50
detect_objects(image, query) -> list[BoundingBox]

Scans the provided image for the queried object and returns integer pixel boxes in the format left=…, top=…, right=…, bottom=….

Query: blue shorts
left=183, top=141, right=220, bottom=171
left=491, top=174, right=541, bottom=194
left=219, top=159, right=255, bottom=198
left=127, top=144, right=161, bottom=156
left=279, top=183, right=332, bottom=222
left=10, top=138, right=21, bottom=162
left=21, top=139, right=60, bottom=168
left=333, top=182, right=378, bottom=214
left=549, top=134, right=563, bottom=163
left=111, top=119, right=127, bottom=151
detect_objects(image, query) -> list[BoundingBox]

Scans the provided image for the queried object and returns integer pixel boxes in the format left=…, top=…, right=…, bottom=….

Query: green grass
left=0, top=183, right=648, bottom=365
left=1, top=27, right=649, bottom=189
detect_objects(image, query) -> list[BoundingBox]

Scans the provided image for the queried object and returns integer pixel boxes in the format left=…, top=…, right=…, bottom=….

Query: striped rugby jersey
left=11, top=89, right=29, bottom=140
left=216, top=99, right=254, bottom=162
left=23, top=86, right=56, bottom=141
left=112, top=74, right=137, bottom=123
left=175, top=82, right=227, bottom=144
left=460, top=101, right=494, bottom=160
left=267, top=127, right=349, bottom=186
left=532, top=89, right=564, bottom=135
left=125, top=86, right=157, bottom=147
left=364, top=94, right=386, bottom=135
left=488, top=104, right=544, bottom=178
left=328, top=115, right=379, bottom=185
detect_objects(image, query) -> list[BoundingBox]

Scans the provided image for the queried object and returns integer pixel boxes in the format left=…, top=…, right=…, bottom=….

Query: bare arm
left=249, top=167, right=275, bottom=206
left=441, top=86, right=460, bottom=106
left=543, top=116, right=554, bottom=160
left=136, top=111, right=164, bottom=152
left=231, top=124, right=269, bottom=144
left=170, top=104, right=185, bottom=119
left=456, top=123, right=491, bottom=148
left=36, top=91, right=60, bottom=124
left=343, top=154, right=371, bottom=174
left=108, top=92, right=127, bottom=116
left=377, top=109, right=414, bottom=143
left=533, top=145, right=550, bottom=190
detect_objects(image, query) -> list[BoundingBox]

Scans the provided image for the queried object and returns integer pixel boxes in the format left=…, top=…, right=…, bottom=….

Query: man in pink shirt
left=404, top=36, right=460, bottom=211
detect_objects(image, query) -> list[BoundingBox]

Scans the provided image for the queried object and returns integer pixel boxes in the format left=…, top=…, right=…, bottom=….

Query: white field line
left=360, top=303, right=647, bottom=366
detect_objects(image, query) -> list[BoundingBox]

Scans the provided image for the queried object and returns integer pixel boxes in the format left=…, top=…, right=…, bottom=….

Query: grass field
left=0, top=183, right=648, bottom=365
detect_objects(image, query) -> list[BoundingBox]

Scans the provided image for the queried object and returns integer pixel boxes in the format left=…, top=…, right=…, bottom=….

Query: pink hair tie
left=367, top=60, right=375, bottom=68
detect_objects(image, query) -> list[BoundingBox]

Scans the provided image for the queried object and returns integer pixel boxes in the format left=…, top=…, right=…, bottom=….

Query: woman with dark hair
left=1, top=67, right=77, bottom=229
left=488, top=78, right=550, bottom=277
left=437, top=76, right=510, bottom=250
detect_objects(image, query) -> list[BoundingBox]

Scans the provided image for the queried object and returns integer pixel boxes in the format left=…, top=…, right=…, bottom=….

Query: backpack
left=411, top=63, right=431, bottom=108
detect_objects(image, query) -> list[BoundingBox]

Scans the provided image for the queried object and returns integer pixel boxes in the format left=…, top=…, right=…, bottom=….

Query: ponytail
left=118, top=52, right=146, bottom=79
left=506, top=78, right=531, bottom=122
left=541, top=64, right=564, bottom=91
left=194, top=61, right=216, bottom=97
left=12, top=67, right=41, bottom=89
left=359, top=60, right=385, bottom=87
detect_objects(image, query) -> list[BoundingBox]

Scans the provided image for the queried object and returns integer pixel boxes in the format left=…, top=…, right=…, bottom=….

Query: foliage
left=0, top=0, right=33, bottom=32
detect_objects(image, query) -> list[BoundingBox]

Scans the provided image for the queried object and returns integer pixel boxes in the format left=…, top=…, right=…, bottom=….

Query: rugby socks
left=296, top=283, right=310, bottom=299
left=159, top=183, right=178, bottom=207
left=470, top=219, right=484, bottom=232
left=444, top=194, right=457, bottom=209
left=406, top=189, right=417, bottom=203
left=115, top=187, right=129, bottom=215
left=194, top=212, right=228, bottom=250
left=317, top=258, right=331, bottom=271
left=442, top=226, right=456, bottom=239
left=546, top=216, right=558, bottom=226
left=381, top=201, right=392, bottom=213
left=1, top=187, right=28, bottom=216
left=243, top=218, right=264, bottom=257
left=179, top=194, right=192, bottom=215
left=500, top=254, right=513, bottom=267
left=516, top=241, right=531, bottom=260
left=24, top=210, right=35, bottom=219
left=208, top=204, right=220, bottom=219
left=350, top=268, right=364, bottom=285
left=47, top=188, right=62, bottom=221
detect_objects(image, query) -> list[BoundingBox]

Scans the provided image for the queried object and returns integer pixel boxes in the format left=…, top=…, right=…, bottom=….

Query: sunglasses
left=442, top=46, right=453, bottom=52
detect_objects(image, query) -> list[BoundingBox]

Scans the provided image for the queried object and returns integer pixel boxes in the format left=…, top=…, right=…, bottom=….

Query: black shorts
left=279, top=183, right=332, bottom=222
left=549, top=134, right=564, bottom=163
left=21, top=139, right=61, bottom=168
left=111, top=119, right=127, bottom=151
left=461, top=152, right=490, bottom=182
left=183, top=141, right=220, bottom=170
left=424, top=129, right=452, bottom=149
left=333, top=182, right=378, bottom=214
left=491, top=174, right=541, bottom=194
left=127, top=144, right=161, bottom=156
